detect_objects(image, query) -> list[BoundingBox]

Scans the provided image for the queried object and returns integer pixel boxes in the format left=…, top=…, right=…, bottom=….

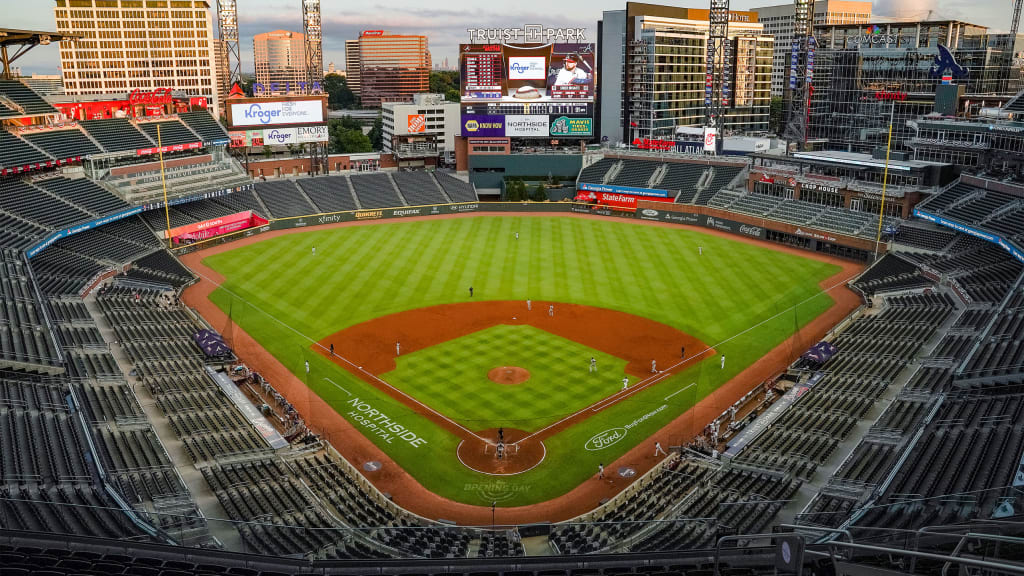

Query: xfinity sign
left=506, top=115, right=549, bottom=137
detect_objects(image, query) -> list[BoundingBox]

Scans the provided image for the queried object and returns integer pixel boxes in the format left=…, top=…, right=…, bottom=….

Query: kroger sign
left=229, top=99, right=324, bottom=128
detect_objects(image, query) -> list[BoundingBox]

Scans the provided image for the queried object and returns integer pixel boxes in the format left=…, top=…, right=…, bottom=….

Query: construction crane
left=705, top=0, right=731, bottom=153
left=782, top=0, right=813, bottom=151
left=1013, top=0, right=1022, bottom=41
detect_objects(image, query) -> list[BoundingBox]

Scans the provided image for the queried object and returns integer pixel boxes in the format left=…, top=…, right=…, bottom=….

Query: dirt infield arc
left=314, top=301, right=713, bottom=475
left=179, top=212, right=864, bottom=525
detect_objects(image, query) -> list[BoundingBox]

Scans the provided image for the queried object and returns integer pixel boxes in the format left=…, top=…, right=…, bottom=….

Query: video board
left=460, top=42, right=595, bottom=139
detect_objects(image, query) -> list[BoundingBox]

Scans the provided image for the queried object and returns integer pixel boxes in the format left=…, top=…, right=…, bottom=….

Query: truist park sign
left=468, top=25, right=587, bottom=43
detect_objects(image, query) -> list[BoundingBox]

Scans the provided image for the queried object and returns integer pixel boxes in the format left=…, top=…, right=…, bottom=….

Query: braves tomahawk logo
left=930, top=44, right=969, bottom=80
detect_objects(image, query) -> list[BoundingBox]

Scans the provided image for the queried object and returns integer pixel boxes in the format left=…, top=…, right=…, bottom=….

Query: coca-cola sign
left=129, top=88, right=174, bottom=105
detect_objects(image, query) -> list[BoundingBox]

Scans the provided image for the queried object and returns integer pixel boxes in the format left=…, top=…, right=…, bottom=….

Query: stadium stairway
left=429, top=172, right=454, bottom=203
left=387, top=173, right=411, bottom=206
left=781, top=289, right=967, bottom=527
left=81, top=291, right=241, bottom=550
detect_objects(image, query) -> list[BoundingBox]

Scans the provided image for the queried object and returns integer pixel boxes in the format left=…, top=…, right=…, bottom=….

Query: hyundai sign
left=228, top=98, right=325, bottom=128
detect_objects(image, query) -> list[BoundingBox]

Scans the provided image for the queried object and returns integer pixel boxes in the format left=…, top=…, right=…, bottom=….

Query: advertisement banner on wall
left=407, top=114, right=426, bottom=133
left=578, top=182, right=670, bottom=198
left=261, top=128, right=299, bottom=146
left=505, top=115, right=549, bottom=137
left=550, top=116, right=592, bottom=137
left=461, top=115, right=506, bottom=137
left=228, top=99, right=325, bottom=128
left=701, top=215, right=765, bottom=239
left=637, top=208, right=702, bottom=224
left=577, top=191, right=674, bottom=211
left=703, top=127, right=718, bottom=152
left=297, top=125, right=328, bottom=143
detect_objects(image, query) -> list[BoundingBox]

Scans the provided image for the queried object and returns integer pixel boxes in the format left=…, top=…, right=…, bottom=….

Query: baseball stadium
left=2, top=43, right=1024, bottom=576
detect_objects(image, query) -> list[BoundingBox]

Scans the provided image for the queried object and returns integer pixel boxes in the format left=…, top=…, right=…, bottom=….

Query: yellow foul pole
left=157, top=124, right=172, bottom=250
left=874, top=99, right=895, bottom=260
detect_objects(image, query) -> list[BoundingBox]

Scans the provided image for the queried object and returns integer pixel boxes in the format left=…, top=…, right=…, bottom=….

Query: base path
left=179, top=211, right=864, bottom=525
left=315, top=300, right=712, bottom=475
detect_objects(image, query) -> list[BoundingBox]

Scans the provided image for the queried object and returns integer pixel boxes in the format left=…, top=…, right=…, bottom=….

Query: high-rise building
left=253, top=30, right=307, bottom=92
left=53, top=0, right=221, bottom=116
left=805, top=20, right=1021, bottom=153
left=753, top=0, right=872, bottom=97
left=345, top=39, right=361, bottom=96
left=599, top=3, right=774, bottom=144
left=356, top=31, right=430, bottom=107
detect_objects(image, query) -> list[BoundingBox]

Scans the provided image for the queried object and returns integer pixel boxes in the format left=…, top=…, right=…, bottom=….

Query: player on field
left=655, top=441, right=667, bottom=456
left=304, top=360, right=309, bottom=375
left=590, top=357, right=597, bottom=373
left=312, top=246, right=316, bottom=256
left=527, top=299, right=532, bottom=311
left=720, top=354, right=726, bottom=369
left=396, top=341, right=401, bottom=356
left=651, top=360, right=657, bottom=373
left=548, top=304, right=554, bottom=316
left=622, top=376, right=629, bottom=390
left=598, top=463, right=604, bottom=479
left=469, top=286, right=474, bottom=298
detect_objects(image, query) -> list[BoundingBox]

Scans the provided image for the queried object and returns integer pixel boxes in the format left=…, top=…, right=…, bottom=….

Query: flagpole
left=874, top=99, right=895, bottom=261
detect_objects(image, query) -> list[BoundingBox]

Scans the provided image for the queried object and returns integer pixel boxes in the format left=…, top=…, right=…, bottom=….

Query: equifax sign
left=875, top=91, right=908, bottom=101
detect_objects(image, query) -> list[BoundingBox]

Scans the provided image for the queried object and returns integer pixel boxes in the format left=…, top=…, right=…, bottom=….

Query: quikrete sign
left=874, top=91, right=908, bottom=101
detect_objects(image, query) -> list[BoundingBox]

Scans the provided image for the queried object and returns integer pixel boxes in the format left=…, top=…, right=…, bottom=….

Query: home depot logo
left=408, top=114, right=426, bottom=133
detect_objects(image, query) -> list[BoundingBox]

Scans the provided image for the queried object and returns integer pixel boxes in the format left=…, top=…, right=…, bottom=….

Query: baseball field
left=194, top=215, right=847, bottom=510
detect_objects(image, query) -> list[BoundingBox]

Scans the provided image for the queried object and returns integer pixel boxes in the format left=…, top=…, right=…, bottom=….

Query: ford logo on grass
left=642, top=209, right=659, bottom=217
left=585, top=427, right=627, bottom=451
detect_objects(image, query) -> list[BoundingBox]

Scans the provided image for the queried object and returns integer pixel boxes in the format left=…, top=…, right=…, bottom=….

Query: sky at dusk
left=1, top=0, right=1000, bottom=76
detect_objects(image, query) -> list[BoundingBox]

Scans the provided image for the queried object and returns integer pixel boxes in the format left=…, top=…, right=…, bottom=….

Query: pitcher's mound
left=488, top=366, right=530, bottom=385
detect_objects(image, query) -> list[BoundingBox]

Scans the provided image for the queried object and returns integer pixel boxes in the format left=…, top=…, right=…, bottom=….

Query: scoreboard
left=460, top=42, right=595, bottom=139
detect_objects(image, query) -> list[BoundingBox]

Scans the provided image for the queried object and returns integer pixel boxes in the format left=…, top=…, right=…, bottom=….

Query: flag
left=630, top=121, right=638, bottom=127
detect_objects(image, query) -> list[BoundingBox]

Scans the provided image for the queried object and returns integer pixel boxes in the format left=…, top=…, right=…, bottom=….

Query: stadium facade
left=751, top=0, right=872, bottom=97
left=802, top=19, right=1022, bottom=153
left=598, top=3, right=774, bottom=144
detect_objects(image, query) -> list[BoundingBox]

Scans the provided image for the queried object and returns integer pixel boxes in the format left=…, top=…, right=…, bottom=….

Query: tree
left=324, top=72, right=358, bottom=109
left=430, top=70, right=459, bottom=95
left=769, top=96, right=784, bottom=135
left=261, top=146, right=273, bottom=159
left=445, top=89, right=460, bottom=103
left=505, top=178, right=526, bottom=201
left=368, top=113, right=383, bottom=151
left=339, top=129, right=373, bottom=154
left=531, top=183, right=547, bottom=202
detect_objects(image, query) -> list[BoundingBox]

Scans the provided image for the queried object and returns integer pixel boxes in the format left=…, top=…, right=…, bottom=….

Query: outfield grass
left=203, top=216, right=841, bottom=507
left=384, top=324, right=630, bottom=433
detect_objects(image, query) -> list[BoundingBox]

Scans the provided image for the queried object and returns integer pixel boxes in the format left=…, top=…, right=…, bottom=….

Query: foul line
left=192, top=270, right=489, bottom=444
left=323, top=377, right=352, bottom=397
left=516, top=275, right=854, bottom=444
left=196, top=267, right=852, bottom=449
left=664, top=382, right=697, bottom=401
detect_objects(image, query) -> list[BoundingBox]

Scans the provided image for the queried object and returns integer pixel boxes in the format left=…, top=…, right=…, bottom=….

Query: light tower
left=782, top=0, right=813, bottom=150
left=705, top=0, right=731, bottom=149
left=302, top=0, right=324, bottom=86
left=216, top=0, right=241, bottom=88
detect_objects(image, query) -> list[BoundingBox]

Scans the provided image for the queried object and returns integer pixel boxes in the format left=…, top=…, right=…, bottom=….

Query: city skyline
left=1, top=0, right=1000, bottom=76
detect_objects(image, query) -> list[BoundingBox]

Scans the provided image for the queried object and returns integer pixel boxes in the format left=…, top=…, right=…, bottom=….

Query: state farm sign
left=632, top=138, right=675, bottom=151
left=874, top=91, right=907, bottom=101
